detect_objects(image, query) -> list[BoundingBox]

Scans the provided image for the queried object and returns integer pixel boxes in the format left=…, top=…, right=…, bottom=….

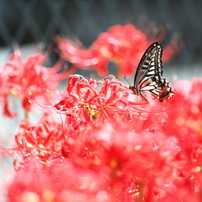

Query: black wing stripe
left=134, top=43, right=160, bottom=86
left=130, top=42, right=173, bottom=102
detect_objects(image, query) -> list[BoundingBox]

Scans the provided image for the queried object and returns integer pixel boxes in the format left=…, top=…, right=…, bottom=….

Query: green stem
left=137, top=179, right=144, bottom=202
left=25, top=110, right=28, bottom=119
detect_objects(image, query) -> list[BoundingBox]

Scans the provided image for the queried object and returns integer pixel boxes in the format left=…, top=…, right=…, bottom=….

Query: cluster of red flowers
left=0, top=48, right=72, bottom=118
left=0, top=24, right=201, bottom=202
left=2, top=75, right=202, bottom=202
left=56, top=24, right=180, bottom=76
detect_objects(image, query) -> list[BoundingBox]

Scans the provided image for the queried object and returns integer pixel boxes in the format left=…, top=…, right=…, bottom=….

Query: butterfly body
left=130, top=42, right=173, bottom=102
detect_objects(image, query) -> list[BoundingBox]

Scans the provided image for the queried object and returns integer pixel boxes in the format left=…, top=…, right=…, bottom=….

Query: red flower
left=162, top=79, right=202, bottom=173
left=7, top=119, right=202, bottom=202
left=7, top=160, right=109, bottom=202
left=10, top=113, right=66, bottom=169
left=2, top=75, right=202, bottom=201
left=56, top=24, right=180, bottom=76
left=164, top=78, right=202, bottom=139
left=61, top=122, right=199, bottom=201
left=0, top=49, right=71, bottom=117
left=54, top=74, right=169, bottom=135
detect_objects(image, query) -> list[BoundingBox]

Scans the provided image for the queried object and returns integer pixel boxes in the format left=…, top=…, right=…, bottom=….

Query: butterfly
left=128, top=42, right=174, bottom=102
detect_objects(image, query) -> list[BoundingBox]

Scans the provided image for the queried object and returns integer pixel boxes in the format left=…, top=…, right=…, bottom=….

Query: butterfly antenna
left=124, top=75, right=131, bottom=86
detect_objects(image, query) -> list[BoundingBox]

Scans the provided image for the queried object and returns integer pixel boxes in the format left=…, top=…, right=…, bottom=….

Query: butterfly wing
left=134, top=42, right=163, bottom=87
left=131, top=42, right=173, bottom=102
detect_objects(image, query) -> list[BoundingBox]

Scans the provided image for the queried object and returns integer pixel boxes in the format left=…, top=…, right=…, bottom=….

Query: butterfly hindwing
left=130, top=42, right=173, bottom=102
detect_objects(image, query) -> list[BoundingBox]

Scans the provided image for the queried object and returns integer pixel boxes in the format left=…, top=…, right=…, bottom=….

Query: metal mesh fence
left=0, top=0, right=202, bottom=79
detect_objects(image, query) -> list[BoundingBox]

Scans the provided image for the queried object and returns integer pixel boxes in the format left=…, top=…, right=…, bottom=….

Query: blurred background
left=0, top=1, right=202, bottom=200
left=0, top=0, right=202, bottom=80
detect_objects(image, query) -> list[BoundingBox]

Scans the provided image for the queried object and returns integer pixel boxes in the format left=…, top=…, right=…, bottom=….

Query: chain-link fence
left=0, top=0, right=202, bottom=76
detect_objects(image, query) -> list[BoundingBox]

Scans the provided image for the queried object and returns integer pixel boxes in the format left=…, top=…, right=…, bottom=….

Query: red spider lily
left=56, top=24, right=180, bottom=77
left=0, top=48, right=71, bottom=118
left=5, top=119, right=202, bottom=202
left=61, top=123, right=199, bottom=201
left=3, top=74, right=202, bottom=202
left=2, top=73, right=156, bottom=169
left=54, top=74, right=169, bottom=135
left=162, top=78, right=202, bottom=170
left=7, top=160, right=109, bottom=202
left=6, top=113, right=66, bottom=170
left=164, top=78, right=202, bottom=139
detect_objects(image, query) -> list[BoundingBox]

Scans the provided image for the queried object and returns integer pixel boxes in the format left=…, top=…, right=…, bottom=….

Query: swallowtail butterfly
left=129, top=42, right=173, bottom=102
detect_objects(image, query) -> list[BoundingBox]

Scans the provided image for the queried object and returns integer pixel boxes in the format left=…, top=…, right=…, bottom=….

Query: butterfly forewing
left=134, top=42, right=163, bottom=87
left=130, top=42, right=173, bottom=102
